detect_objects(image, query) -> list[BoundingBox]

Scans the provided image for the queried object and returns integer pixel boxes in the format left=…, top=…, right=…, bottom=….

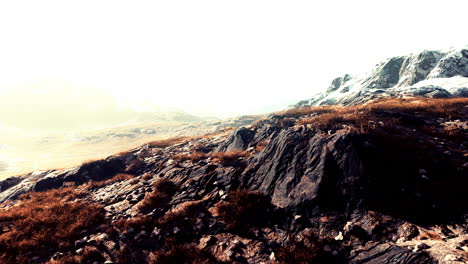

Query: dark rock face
left=33, top=155, right=129, bottom=192
left=362, top=56, right=405, bottom=89
left=0, top=176, right=21, bottom=192
left=428, top=48, right=468, bottom=78
left=350, top=244, right=435, bottom=264
left=215, top=127, right=255, bottom=152
left=236, top=121, right=467, bottom=224
left=397, top=50, right=444, bottom=87
left=328, top=74, right=353, bottom=92
left=241, top=128, right=364, bottom=212
left=412, top=86, right=451, bottom=98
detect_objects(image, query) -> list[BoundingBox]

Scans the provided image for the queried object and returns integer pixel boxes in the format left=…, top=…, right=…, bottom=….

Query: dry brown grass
left=148, top=239, right=218, bottom=264
left=172, top=152, right=209, bottom=162
left=124, top=158, right=146, bottom=173
left=117, top=215, right=154, bottom=232
left=276, top=243, right=319, bottom=264
left=278, top=105, right=335, bottom=118
left=85, top=173, right=134, bottom=189
left=255, top=140, right=270, bottom=152
left=148, top=137, right=190, bottom=148
left=211, top=151, right=249, bottom=165
left=47, top=255, right=80, bottom=264
left=142, top=172, right=154, bottom=180
left=0, top=188, right=105, bottom=264
left=138, top=179, right=178, bottom=212
left=293, top=98, right=468, bottom=131
left=157, top=200, right=205, bottom=227
left=297, top=108, right=369, bottom=131
left=275, top=230, right=346, bottom=264
left=216, top=189, right=272, bottom=233
left=172, top=151, right=249, bottom=166
left=279, top=97, right=468, bottom=119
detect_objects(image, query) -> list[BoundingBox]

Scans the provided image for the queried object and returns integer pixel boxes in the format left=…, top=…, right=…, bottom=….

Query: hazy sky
left=1, top=0, right=467, bottom=117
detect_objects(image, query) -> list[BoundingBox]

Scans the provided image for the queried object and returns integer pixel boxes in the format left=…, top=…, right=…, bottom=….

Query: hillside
left=0, top=97, right=467, bottom=263
left=0, top=115, right=260, bottom=179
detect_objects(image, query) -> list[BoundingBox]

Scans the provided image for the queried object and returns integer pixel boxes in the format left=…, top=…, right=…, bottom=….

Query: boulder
left=216, top=127, right=255, bottom=152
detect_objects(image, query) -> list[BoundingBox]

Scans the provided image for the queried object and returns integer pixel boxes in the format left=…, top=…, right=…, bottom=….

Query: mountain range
left=296, top=47, right=468, bottom=107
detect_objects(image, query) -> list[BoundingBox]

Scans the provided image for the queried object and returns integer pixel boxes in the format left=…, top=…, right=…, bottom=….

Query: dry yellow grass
left=281, top=97, right=467, bottom=118
left=293, top=97, right=468, bottom=131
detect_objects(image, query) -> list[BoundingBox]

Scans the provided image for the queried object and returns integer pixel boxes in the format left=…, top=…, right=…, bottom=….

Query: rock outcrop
left=296, top=47, right=468, bottom=107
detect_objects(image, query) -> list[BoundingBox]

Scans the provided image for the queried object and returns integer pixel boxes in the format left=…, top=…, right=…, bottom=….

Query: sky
left=1, top=0, right=468, bottom=118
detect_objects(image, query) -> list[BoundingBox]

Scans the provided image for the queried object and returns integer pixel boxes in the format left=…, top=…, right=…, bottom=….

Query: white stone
left=334, top=231, right=344, bottom=241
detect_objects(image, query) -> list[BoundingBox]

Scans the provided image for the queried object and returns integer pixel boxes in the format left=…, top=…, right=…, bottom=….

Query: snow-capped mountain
left=296, top=47, right=468, bottom=107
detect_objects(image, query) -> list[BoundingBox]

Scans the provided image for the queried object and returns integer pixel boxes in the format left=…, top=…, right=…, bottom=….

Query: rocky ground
left=0, top=98, right=467, bottom=264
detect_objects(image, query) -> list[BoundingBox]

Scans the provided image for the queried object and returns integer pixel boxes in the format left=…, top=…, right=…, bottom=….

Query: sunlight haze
left=1, top=0, right=467, bottom=117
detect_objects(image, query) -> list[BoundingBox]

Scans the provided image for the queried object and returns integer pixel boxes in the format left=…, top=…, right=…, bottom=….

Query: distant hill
left=0, top=80, right=206, bottom=132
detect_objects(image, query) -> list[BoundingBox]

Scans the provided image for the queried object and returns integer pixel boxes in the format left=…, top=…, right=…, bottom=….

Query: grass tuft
left=0, top=188, right=105, bottom=264
left=138, top=179, right=178, bottom=212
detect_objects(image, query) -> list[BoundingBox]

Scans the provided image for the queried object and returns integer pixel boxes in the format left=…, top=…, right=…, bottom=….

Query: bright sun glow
left=0, top=0, right=467, bottom=178
left=1, top=0, right=467, bottom=117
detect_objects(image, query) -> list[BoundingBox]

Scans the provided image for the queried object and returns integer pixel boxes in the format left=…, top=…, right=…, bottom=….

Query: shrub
left=138, top=179, right=178, bottom=212
left=0, top=188, right=105, bottom=264
left=216, top=190, right=272, bottom=233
